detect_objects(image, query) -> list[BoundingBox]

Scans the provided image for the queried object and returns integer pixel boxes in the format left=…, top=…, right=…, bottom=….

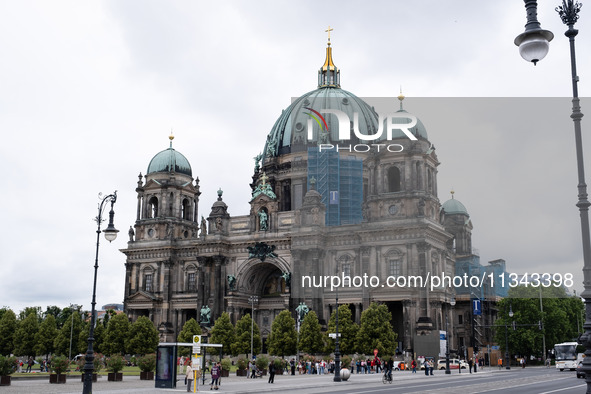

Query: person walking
left=411, top=359, right=417, bottom=373
left=185, top=363, right=194, bottom=392
left=468, top=358, right=473, bottom=374
left=473, top=357, right=478, bottom=373
left=250, top=360, right=257, bottom=378
left=210, top=361, right=220, bottom=390
left=498, top=358, right=503, bottom=370
left=26, top=357, right=33, bottom=373
left=268, top=359, right=276, bottom=384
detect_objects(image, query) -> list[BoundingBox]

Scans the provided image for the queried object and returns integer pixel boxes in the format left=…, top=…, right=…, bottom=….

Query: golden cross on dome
left=325, top=26, right=333, bottom=44
left=260, top=172, right=269, bottom=186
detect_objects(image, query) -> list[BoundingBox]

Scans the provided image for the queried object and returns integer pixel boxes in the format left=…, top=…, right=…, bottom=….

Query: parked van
left=437, top=358, right=468, bottom=370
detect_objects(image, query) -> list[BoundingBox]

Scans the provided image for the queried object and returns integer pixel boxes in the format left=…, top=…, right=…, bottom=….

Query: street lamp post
left=445, top=297, right=456, bottom=375
left=515, top=0, right=590, bottom=388
left=68, top=304, right=80, bottom=362
left=505, top=305, right=514, bottom=370
left=249, top=295, right=258, bottom=362
left=333, top=289, right=341, bottom=382
left=83, top=192, right=119, bottom=394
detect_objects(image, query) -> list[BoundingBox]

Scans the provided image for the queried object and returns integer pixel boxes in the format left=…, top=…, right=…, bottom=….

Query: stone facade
left=121, top=43, right=489, bottom=356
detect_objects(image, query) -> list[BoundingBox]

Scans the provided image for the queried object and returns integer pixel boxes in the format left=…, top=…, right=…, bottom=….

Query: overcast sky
left=1, top=1, right=590, bottom=314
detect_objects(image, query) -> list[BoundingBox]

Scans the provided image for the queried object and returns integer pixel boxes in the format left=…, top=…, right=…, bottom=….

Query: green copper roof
left=442, top=197, right=469, bottom=216
left=147, top=140, right=192, bottom=176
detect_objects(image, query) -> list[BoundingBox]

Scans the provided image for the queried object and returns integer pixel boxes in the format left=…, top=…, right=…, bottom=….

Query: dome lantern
left=318, top=26, right=340, bottom=88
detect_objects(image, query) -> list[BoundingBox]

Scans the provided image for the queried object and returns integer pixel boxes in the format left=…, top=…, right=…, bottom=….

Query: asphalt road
left=5, top=366, right=587, bottom=393
left=303, top=367, right=586, bottom=394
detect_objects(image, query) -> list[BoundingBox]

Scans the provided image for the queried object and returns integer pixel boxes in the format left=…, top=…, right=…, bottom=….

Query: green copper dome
left=263, top=87, right=379, bottom=158
left=442, top=194, right=469, bottom=216
left=147, top=136, right=192, bottom=176
left=262, top=44, right=428, bottom=159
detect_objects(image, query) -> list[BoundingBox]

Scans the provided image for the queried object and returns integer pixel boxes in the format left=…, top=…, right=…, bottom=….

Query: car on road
left=437, top=358, right=468, bottom=370
left=577, top=361, right=585, bottom=378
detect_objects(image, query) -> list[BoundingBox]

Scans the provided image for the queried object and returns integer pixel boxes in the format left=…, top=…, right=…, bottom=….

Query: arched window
left=386, top=249, right=403, bottom=277
left=148, top=197, right=158, bottom=218
left=182, top=198, right=190, bottom=220
left=142, top=267, right=155, bottom=292
left=388, top=167, right=401, bottom=192
left=185, top=265, right=197, bottom=292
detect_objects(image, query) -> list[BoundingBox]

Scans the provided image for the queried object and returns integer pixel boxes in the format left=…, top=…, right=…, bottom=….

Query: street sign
left=192, top=335, right=201, bottom=354
left=328, top=333, right=341, bottom=338
left=472, top=298, right=482, bottom=316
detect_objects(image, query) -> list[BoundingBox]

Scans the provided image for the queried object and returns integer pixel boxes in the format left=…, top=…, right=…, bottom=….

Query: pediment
left=127, top=290, right=160, bottom=303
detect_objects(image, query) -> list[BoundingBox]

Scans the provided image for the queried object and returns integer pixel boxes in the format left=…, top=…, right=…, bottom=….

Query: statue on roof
left=251, top=172, right=277, bottom=201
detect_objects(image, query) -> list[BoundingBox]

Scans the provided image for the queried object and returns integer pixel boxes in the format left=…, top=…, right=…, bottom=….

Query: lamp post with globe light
left=445, top=297, right=456, bottom=374
left=515, top=0, right=590, bottom=387
left=505, top=304, right=514, bottom=370
left=83, top=192, right=119, bottom=394
left=249, top=295, right=258, bottom=362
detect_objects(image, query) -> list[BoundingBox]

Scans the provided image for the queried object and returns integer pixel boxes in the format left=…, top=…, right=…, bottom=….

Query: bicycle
left=382, top=370, right=393, bottom=384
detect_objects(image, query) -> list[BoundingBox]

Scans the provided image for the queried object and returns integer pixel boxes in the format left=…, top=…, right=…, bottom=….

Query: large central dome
left=263, top=86, right=379, bottom=158
left=263, top=41, right=427, bottom=160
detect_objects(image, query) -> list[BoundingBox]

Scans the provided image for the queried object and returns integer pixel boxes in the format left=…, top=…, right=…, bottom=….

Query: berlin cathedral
left=121, top=34, right=506, bottom=357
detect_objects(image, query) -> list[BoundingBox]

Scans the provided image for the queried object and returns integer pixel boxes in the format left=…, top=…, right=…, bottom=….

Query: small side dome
left=147, top=135, right=192, bottom=176
left=442, top=191, right=469, bottom=216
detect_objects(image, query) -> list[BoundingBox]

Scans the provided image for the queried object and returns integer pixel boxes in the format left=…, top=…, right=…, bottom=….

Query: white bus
left=555, top=342, right=578, bottom=371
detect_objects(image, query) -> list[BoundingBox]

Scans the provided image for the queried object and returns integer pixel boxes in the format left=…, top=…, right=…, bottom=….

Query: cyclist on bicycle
left=387, top=357, right=394, bottom=381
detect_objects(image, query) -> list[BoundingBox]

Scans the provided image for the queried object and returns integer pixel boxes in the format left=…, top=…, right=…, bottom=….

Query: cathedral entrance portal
left=229, top=260, right=291, bottom=344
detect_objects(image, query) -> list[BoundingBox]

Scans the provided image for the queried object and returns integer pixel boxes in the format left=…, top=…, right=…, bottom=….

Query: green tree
left=53, top=310, right=84, bottom=357
left=78, top=320, right=106, bottom=354
left=44, top=306, right=62, bottom=327
left=102, top=309, right=117, bottom=328
left=177, top=318, right=201, bottom=356
left=325, top=304, right=359, bottom=354
left=267, top=310, right=296, bottom=357
left=210, top=312, right=236, bottom=357
left=35, top=314, right=58, bottom=356
left=494, top=285, right=583, bottom=359
left=18, top=307, right=41, bottom=322
left=232, top=313, right=261, bottom=358
left=127, top=316, right=159, bottom=355
left=14, top=310, right=40, bottom=357
left=103, top=313, right=130, bottom=355
left=298, top=310, right=324, bottom=354
left=0, top=309, right=17, bottom=355
left=355, top=302, right=397, bottom=356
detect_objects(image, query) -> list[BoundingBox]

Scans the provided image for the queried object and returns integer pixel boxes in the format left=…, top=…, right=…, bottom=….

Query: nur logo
left=304, top=108, right=418, bottom=153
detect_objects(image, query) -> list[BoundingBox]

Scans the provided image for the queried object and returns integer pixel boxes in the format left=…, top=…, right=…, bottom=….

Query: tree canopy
left=494, top=285, right=584, bottom=359
left=325, top=304, right=359, bottom=355
left=103, top=313, right=130, bottom=355
left=267, top=310, right=297, bottom=357
left=355, top=302, right=397, bottom=356
left=126, top=316, right=159, bottom=355
left=0, top=309, right=17, bottom=356
left=298, top=310, right=324, bottom=354
left=232, top=313, right=261, bottom=358
left=210, top=312, right=236, bottom=357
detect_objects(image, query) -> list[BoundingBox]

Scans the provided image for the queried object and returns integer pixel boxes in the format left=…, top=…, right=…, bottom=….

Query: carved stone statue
left=215, top=217, right=223, bottom=231
left=200, top=216, right=207, bottom=236
left=258, top=210, right=268, bottom=231
left=227, top=274, right=236, bottom=291
left=200, top=305, right=211, bottom=326
left=128, top=226, right=135, bottom=242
